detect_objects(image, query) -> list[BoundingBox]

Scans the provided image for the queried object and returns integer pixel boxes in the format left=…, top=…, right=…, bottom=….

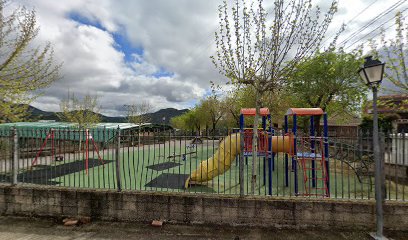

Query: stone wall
left=0, top=184, right=407, bottom=230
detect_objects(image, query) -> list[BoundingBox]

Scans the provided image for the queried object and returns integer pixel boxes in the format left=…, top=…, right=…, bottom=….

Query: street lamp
left=358, top=56, right=385, bottom=240
left=358, top=56, right=385, bottom=86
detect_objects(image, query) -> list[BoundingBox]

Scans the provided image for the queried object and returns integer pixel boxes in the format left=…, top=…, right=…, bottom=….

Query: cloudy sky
left=10, top=0, right=407, bottom=116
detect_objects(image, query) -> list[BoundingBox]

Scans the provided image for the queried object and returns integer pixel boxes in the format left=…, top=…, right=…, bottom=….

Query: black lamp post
left=358, top=56, right=385, bottom=239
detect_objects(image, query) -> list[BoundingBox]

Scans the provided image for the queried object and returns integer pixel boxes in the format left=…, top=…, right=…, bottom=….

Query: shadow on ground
left=0, top=159, right=112, bottom=185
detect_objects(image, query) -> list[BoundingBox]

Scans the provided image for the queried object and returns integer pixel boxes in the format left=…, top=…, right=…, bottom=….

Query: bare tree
left=58, top=92, right=101, bottom=151
left=125, top=101, right=152, bottom=145
left=212, top=0, right=338, bottom=194
left=58, top=93, right=101, bottom=129
left=0, top=1, right=61, bottom=122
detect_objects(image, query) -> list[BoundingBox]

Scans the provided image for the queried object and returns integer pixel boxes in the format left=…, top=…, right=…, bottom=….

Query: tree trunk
left=251, top=90, right=261, bottom=195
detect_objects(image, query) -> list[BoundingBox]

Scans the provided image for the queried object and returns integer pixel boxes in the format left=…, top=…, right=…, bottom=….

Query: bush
left=360, top=114, right=399, bottom=133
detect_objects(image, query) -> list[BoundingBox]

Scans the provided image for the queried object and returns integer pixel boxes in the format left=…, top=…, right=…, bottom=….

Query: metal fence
left=0, top=127, right=407, bottom=201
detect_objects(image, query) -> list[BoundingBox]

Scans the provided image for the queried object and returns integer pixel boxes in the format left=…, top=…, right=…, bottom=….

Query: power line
left=344, top=22, right=396, bottom=50
left=345, top=0, right=379, bottom=26
left=339, top=0, right=406, bottom=46
left=319, top=0, right=379, bottom=51
left=339, top=0, right=405, bottom=46
left=344, top=7, right=408, bottom=50
left=319, top=0, right=378, bottom=50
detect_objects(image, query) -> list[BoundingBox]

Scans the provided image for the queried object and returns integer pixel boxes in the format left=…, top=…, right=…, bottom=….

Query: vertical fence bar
left=293, top=114, right=298, bottom=196
left=380, top=131, right=386, bottom=201
left=122, top=129, right=127, bottom=190
left=403, top=131, right=406, bottom=201
left=12, top=127, right=18, bottom=185
left=115, top=126, right=122, bottom=192
left=323, top=113, right=329, bottom=196
left=268, top=115, right=273, bottom=196
left=368, top=130, right=372, bottom=199
left=392, top=130, right=397, bottom=200
left=239, top=114, right=245, bottom=196
left=310, top=116, right=316, bottom=188
left=284, top=116, right=289, bottom=187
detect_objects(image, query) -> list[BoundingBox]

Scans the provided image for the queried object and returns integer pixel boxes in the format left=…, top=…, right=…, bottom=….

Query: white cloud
left=12, top=0, right=408, bottom=117
left=15, top=0, right=223, bottom=116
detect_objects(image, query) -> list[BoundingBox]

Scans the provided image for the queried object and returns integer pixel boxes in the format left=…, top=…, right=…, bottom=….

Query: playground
left=2, top=107, right=406, bottom=200
left=10, top=139, right=373, bottom=197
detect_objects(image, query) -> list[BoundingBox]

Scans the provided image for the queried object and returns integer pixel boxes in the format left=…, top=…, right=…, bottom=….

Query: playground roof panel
left=0, top=122, right=164, bottom=142
left=240, top=108, right=270, bottom=116
left=285, top=108, right=324, bottom=116
left=0, top=122, right=147, bottom=130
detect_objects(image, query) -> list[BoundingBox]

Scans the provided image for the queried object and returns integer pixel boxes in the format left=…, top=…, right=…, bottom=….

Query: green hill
left=26, top=105, right=188, bottom=124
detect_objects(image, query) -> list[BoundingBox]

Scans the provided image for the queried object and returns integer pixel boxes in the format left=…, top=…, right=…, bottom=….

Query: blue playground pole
left=262, top=116, right=266, bottom=130
left=323, top=113, right=330, bottom=196
left=240, top=114, right=244, bottom=130
left=310, top=116, right=316, bottom=188
left=284, top=115, right=289, bottom=187
left=262, top=115, right=266, bottom=186
left=293, top=114, right=298, bottom=195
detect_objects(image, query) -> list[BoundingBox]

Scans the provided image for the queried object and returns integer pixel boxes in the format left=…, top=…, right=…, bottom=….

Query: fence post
left=115, top=126, right=122, bottom=192
left=239, top=115, right=245, bottom=196
left=379, top=130, right=386, bottom=200
left=12, top=127, right=18, bottom=185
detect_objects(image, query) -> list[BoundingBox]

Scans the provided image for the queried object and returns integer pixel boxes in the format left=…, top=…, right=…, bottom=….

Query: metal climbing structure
left=285, top=108, right=330, bottom=197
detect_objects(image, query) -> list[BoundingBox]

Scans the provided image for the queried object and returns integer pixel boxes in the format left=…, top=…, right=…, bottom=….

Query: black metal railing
left=0, top=127, right=406, bottom=201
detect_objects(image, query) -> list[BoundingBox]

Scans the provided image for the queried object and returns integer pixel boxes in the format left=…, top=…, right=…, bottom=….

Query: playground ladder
left=298, top=137, right=329, bottom=197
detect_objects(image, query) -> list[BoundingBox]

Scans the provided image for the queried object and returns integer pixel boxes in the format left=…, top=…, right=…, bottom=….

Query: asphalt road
left=0, top=216, right=406, bottom=240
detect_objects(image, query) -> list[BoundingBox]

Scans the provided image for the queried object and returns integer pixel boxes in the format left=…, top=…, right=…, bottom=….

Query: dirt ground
left=0, top=216, right=406, bottom=240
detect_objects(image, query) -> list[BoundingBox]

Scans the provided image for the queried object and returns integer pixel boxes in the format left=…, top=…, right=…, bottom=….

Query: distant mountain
left=27, top=105, right=59, bottom=121
left=26, top=105, right=188, bottom=124
left=144, top=108, right=189, bottom=124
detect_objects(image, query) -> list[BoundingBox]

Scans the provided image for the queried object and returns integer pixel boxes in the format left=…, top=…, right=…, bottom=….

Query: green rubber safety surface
left=10, top=141, right=406, bottom=200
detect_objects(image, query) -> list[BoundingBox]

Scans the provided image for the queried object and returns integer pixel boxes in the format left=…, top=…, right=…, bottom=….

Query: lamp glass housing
left=358, top=56, right=385, bottom=86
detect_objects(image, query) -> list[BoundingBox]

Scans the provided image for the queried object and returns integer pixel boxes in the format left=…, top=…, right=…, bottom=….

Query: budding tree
left=58, top=93, right=101, bottom=129
left=212, top=0, right=338, bottom=194
left=0, top=1, right=61, bottom=122
left=125, top=101, right=152, bottom=145
left=58, top=93, right=101, bottom=152
left=369, top=12, right=408, bottom=93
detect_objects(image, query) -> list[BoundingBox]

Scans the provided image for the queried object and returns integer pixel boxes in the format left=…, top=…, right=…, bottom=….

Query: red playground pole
left=90, top=136, right=104, bottom=166
left=31, top=129, right=54, bottom=169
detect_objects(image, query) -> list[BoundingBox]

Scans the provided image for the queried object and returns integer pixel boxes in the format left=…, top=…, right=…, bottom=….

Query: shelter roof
left=285, top=108, right=324, bottom=116
left=240, top=108, right=270, bottom=116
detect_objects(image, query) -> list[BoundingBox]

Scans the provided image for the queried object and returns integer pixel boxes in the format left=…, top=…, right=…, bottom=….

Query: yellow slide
left=185, top=133, right=293, bottom=188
